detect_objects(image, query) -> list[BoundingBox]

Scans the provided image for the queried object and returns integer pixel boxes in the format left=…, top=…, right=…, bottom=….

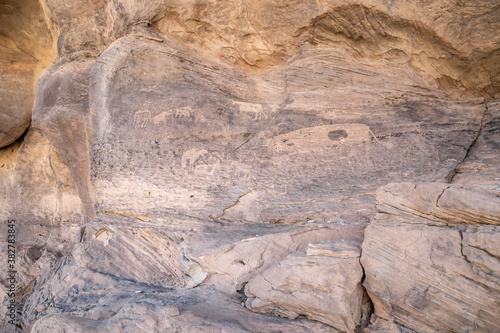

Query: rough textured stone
left=21, top=216, right=339, bottom=333
left=362, top=221, right=500, bottom=333
left=89, top=33, right=483, bottom=226
left=451, top=99, right=500, bottom=193
left=244, top=240, right=364, bottom=332
left=1, top=0, right=500, bottom=332
left=360, top=97, right=500, bottom=333
left=192, top=225, right=365, bottom=293
left=151, top=0, right=500, bottom=97
left=32, top=58, right=95, bottom=221
left=375, top=182, right=500, bottom=225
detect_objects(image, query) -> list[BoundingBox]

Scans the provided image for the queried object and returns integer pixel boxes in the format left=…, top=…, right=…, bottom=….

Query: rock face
left=361, top=100, right=500, bottom=333
left=244, top=240, right=365, bottom=332
left=0, top=0, right=56, bottom=148
left=362, top=184, right=500, bottom=333
left=0, top=0, right=499, bottom=332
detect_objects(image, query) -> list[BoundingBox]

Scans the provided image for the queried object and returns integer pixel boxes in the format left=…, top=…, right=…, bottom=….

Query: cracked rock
left=244, top=240, right=364, bottom=332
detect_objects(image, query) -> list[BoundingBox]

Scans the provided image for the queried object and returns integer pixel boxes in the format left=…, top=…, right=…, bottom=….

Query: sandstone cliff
left=0, top=0, right=499, bottom=332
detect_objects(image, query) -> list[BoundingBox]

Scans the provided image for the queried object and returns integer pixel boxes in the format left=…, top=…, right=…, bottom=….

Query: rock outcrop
left=362, top=184, right=500, bottom=332
left=0, top=0, right=56, bottom=148
left=0, top=0, right=499, bottom=332
left=361, top=100, right=500, bottom=332
left=244, top=240, right=365, bottom=332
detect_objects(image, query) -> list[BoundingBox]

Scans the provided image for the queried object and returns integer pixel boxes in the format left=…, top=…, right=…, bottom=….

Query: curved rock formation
left=0, top=0, right=499, bottom=332
left=0, top=0, right=57, bottom=148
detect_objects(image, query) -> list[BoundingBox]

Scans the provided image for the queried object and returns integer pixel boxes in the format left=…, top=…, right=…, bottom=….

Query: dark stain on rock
left=328, top=130, right=348, bottom=141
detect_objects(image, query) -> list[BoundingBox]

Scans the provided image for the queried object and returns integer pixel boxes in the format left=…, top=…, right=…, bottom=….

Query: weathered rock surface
left=21, top=215, right=341, bottom=333
left=361, top=102, right=500, bottom=332
left=25, top=261, right=337, bottom=333
left=151, top=0, right=500, bottom=97
left=363, top=220, right=500, bottom=332
left=0, top=0, right=56, bottom=148
left=90, top=33, right=484, bottom=225
left=1, top=0, right=500, bottom=332
left=244, top=240, right=364, bottom=332
left=192, top=224, right=365, bottom=293
left=451, top=99, right=500, bottom=193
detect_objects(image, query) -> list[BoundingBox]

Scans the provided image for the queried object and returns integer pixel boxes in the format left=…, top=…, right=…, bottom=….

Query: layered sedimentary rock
left=21, top=215, right=339, bottom=332
left=90, top=33, right=484, bottom=225
left=1, top=0, right=499, bottom=332
left=244, top=240, right=365, bottom=332
left=361, top=100, right=500, bottom=332
left=362, top=184, right=500, bottom=333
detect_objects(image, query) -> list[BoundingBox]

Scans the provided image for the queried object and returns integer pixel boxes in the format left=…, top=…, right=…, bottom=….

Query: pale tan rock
left=32, top=58, right=96, bottom=221
left=193, top=225, right=365, bottom=292
left=451, top=100, right=500, bottom=194
left=30, top=294, right=337, bottom=333
left=363, top=317, right=417, bottom=333
left=89, top=33, right=483, bottom=228
left=361, top=98, right=500, bottom=333
left=0, top=61, right=36, bottom=148
left=244, top=240, right=364, bottom=332
left=462, top=226, right=500, bottom=285
left=1, top=0, right=500, bottom=332
left=72, top=219, right=185, bottom=288
left=31, top=315, right=103, bottom=333
left=375, top=182, right=500, bottom=225
left=0, top=129, right=85, bottom=248
left=306, top=240, right=360, bottom=258
left=0, top=0, right=56, bottom=148
left=362, top=188, right=500, bottom=333
left=23, top=238, right=337, bottom=333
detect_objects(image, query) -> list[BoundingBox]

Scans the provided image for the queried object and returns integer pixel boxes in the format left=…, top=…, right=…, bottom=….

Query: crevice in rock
left=447, top=100, right=488, bottom=183
left=0, top=125, right=30, bottom=154
left=467, top=244, right=500, bottom=261
left=458, top=230, right=473, bottom=267
left=358, top=253, right=374, bottom=331
left=435, top=186, right=450, bottom=207
left=236, top=282, right=248, bottom=305
left=212, top=190, right=253, bottom=220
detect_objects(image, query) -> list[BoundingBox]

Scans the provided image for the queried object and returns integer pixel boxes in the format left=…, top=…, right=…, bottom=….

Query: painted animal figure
left=153, top=112, right=169, bottom=125
left=233, top=101, right=267, bottom=120
left=175, top=106, right=192, bottom=118
left=181, top=148, right=209, bottom=170
left=133, top=110, right=151, bottom=128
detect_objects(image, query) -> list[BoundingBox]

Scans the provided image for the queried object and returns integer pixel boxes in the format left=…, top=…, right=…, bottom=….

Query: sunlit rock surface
left=0, top=0, right=499, bottom=332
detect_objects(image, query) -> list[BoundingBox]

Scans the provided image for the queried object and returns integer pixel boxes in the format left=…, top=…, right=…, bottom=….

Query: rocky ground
left=0, top=0, right=499, bottom=332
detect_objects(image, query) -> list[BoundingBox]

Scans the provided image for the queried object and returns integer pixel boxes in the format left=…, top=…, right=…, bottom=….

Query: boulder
left=245, top=240, right=365, bottom=332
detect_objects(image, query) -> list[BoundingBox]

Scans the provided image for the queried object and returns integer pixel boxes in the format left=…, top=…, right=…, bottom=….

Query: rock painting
left=133, top=110, right=151, bottom=128
left=181, top=148, right=223, bottom=177
left=153, top=112, right=169, bottom=125
left=233, top=101, right=266, bottom=120
left=181, top=148, right=209, bottom=169
left=175, top=106, right=192, bottom=118
left=146, top=106, right=193, bottom=126
left=272, top=124, right=378, bottom=151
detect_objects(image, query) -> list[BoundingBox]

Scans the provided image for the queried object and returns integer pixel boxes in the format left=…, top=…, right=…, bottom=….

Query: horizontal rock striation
left=0, top=0, right=499, bottom=332
left=361, top=101, right=500, bottom=332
